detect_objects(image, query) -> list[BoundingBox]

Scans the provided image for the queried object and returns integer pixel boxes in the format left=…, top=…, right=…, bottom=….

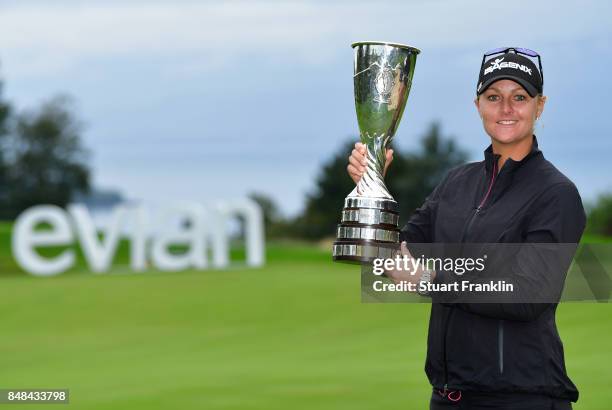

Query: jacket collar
left=484, top=135, right=542, bottom=174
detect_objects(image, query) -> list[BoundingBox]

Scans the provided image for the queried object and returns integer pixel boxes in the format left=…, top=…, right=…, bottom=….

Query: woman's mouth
left=497, top=120, right=518, bottom=125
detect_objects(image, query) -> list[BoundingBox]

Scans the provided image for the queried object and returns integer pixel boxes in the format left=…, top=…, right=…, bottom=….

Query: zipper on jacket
left=441, top=308, right=454, bottom=393
left=498, top=320, right=504, bottom=374
left=443, top=159, right=498, bottom=389
left=461, top=160, right=498, bottom=242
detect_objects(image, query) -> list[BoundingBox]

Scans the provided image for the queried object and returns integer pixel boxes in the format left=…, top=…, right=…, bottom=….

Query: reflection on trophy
left=333, top=41, right=420, bottom=263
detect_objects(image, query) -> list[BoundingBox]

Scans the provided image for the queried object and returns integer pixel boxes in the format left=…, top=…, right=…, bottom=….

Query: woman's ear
left=474, top=97, right=481, bottom=117
left=536, top=95, right=547, bottom=119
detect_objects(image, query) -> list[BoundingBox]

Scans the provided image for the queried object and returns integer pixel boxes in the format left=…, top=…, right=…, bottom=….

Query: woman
left=347, top=48, right=585, bottom=409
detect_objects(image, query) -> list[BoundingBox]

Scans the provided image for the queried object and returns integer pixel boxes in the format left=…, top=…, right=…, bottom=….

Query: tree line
left=251, top=124, right=612, bottom=240
left=0, top=71, right=610, bottom=238
left=251, top=122, right=469, bottom=240
left=0, top=77, right=90, bottom=220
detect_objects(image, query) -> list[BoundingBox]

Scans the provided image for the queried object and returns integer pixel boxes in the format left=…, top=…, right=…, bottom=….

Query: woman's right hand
left=347, top=142, right=394, bottom=184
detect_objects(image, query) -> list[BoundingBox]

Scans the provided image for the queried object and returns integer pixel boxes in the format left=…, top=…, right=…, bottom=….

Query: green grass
left=0, top=223, right=610, bottom=409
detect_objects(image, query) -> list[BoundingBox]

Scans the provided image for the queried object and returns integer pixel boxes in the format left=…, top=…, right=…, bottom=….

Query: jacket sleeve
left=522, top=182, right=586, bottom=244
left=439, top=182, right=586, bottom=322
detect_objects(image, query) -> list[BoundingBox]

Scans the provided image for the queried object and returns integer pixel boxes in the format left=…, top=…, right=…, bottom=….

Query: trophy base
left=332, top=197, right=400, bottom=264
left=333, top=241, right=398, bottom=264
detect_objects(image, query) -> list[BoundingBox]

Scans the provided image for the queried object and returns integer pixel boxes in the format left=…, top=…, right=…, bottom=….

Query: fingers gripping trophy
left=333, top=41, right=420, bottom=263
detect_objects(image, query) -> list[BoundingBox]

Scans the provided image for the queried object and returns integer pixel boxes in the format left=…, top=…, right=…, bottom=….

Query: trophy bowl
left=333, top=41, right=420, bottom=263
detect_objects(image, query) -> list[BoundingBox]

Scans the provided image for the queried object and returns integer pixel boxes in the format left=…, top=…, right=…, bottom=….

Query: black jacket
left=399, top=136, right=586, bottom=402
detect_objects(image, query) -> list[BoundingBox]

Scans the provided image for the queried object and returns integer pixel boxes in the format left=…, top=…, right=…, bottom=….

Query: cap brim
left=477, top=75, right=539, bottom=98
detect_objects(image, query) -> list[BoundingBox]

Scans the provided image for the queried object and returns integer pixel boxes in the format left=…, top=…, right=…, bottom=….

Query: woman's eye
left=514, top=95, right=526, bottom=101
left=487, top=95, right=499, bottom=101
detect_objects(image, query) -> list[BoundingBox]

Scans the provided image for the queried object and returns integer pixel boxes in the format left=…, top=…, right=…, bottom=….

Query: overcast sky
left=1, top=0, right=610, bottom=216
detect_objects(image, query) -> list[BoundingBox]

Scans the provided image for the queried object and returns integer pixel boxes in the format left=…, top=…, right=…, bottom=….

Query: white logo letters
left=12, top=201, right=265, bottom=276
left=484, top=57, right=533, bottom=76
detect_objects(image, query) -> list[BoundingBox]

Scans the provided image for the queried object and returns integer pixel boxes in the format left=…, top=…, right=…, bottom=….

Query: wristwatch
left=418, top=269, right=433, bottom=296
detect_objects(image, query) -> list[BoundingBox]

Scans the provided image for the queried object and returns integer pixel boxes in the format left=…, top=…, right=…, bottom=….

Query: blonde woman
left=348, top=48, right=584, bottom=410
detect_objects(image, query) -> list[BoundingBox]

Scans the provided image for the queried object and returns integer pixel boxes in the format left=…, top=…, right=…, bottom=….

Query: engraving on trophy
left=374, top=66, right=395, bottom=103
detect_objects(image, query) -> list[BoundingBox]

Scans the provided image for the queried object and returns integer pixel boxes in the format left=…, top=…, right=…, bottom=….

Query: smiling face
left=475, top=79, right=546, bottom=147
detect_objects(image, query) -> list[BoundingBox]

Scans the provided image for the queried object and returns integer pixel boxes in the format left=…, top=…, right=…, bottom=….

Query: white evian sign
left=11, top=201, right=265, bottom=276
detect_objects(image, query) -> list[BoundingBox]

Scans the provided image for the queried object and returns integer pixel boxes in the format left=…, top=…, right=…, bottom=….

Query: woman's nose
left=501, top=99, right=514, bottom=114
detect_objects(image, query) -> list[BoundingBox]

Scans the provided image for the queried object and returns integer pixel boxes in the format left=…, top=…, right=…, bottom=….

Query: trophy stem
left=349, top=133, right=393, bottom=200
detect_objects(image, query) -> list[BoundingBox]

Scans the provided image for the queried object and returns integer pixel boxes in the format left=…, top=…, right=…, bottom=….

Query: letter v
left=68, top=204, right=128, bottom=273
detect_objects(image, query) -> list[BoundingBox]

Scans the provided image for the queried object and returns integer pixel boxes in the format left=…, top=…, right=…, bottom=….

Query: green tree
left=0, top=83, right=9, bottom=137
left=0, top=79, right=12, bottom=209
left=291, top=140, right=355, bottom=240
left=388, top=122, right=468, bottom=223
left=293, top=122, right=468, bottom=240
left=586, top=193, right=612, bottom=237
left=248, top=191, right=286, bottom=239
left=1, top=96, right=90, bottom=219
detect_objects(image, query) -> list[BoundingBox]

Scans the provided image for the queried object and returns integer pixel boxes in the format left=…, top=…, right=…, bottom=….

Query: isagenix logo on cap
left=484, top=57, right=532, bottom=76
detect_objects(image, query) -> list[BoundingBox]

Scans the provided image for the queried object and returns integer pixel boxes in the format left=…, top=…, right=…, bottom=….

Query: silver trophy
left=333, top=41, right=420, bottom=263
